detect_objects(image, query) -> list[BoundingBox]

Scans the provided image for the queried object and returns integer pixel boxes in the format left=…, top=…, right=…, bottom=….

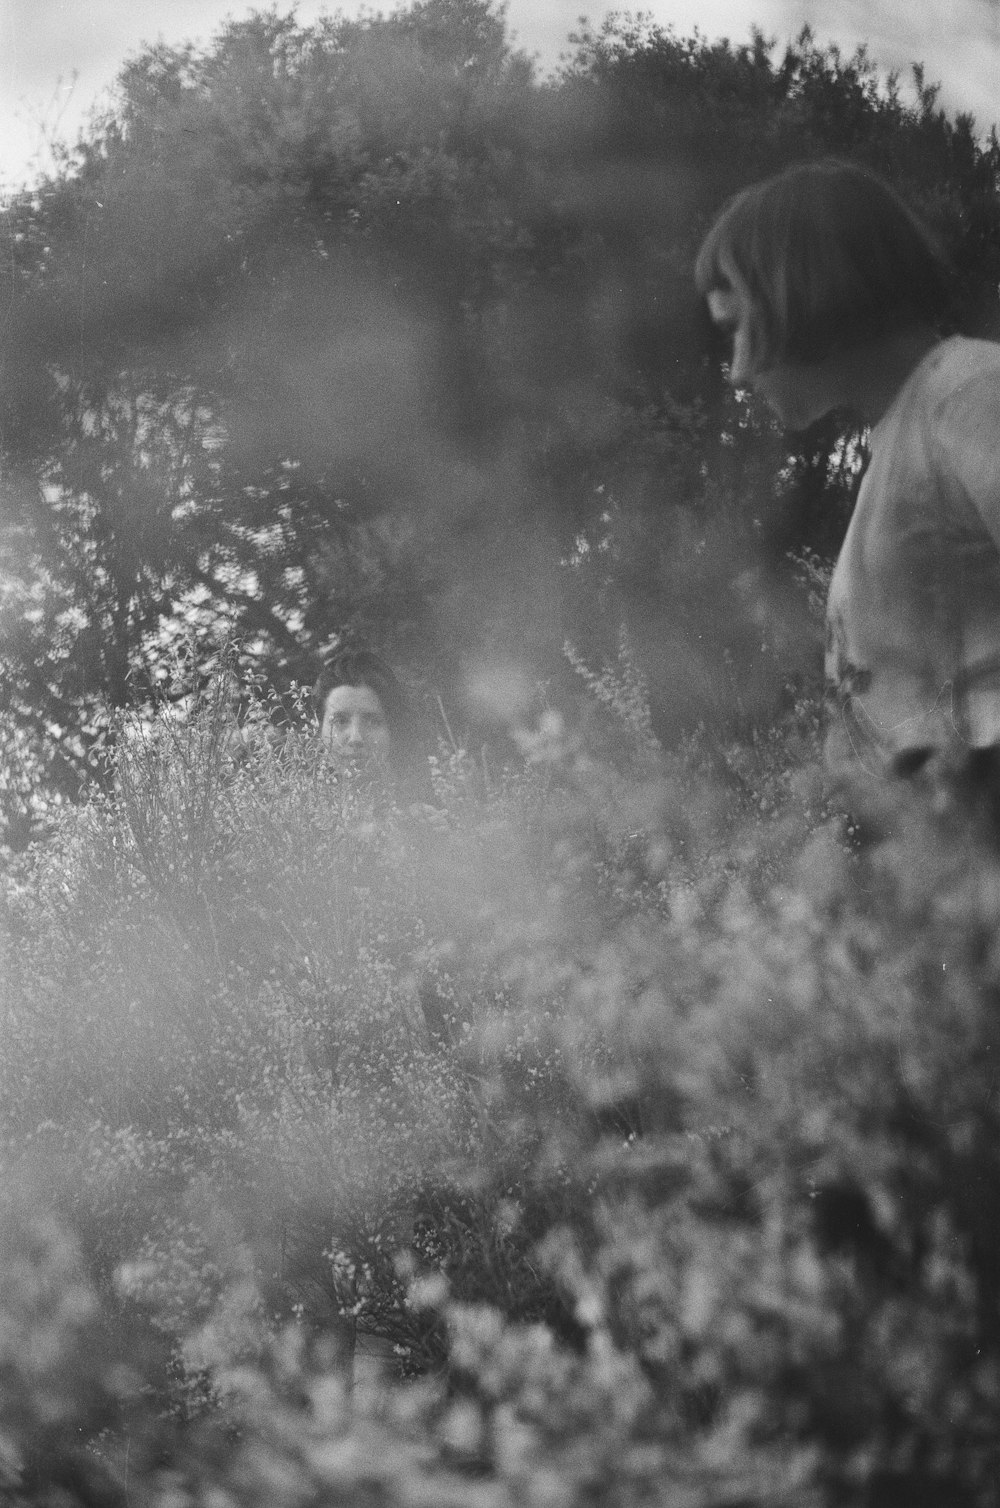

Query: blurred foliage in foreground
left=2, top=664, right=1000, bottom=1506
left=2, top=0, right=999, bottom=842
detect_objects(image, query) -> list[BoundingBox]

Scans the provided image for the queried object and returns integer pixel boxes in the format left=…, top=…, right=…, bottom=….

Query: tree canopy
left=2, top=1, right=999, bottom=840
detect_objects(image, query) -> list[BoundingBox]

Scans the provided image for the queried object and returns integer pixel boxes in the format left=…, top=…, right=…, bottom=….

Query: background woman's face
left=320, top=683, right=391, bottom=762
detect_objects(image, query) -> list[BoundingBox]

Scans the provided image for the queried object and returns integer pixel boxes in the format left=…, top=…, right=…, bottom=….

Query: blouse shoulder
left=929, top=337, right=1000, bottom=421
left=927, top=338, right=1000, bottom=532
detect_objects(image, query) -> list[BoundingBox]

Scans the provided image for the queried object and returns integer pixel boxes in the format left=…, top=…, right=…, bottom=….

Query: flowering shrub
left=3, top=663, right=1000, bottom=1504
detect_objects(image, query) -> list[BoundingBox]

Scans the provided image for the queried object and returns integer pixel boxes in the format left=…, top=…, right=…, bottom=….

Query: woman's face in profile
left=320, top=682, right=391, bottom=763
left=706, top=263, right=841, bottom=432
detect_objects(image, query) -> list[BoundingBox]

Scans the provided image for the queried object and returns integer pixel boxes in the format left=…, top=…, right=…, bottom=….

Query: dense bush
left=3, top=658, right=1000, bottom=1505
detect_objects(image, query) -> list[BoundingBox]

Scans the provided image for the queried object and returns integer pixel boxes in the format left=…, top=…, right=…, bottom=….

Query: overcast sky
left=2, top=0, right=999, bottom=190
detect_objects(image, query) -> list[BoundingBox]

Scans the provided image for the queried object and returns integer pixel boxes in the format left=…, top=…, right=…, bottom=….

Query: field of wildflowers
left=2, top=655, right=1000, bottom=1506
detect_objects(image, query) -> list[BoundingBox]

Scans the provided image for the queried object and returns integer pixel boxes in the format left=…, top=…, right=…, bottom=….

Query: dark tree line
left=2, top=0, right=999, bottom=841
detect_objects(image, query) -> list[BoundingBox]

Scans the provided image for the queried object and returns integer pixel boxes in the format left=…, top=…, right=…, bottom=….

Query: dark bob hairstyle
left=695, top=159, right=954, bottom=370
left=312, top=647, right=409, bottom=748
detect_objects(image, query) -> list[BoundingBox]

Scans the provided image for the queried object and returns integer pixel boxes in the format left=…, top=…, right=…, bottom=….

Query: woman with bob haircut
left=697, top=157, right=1000, bottom=785
left=313, top=646, right=411, bottom=771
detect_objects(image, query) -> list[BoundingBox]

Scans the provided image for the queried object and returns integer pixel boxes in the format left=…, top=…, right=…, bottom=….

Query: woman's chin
left=331, top=748, right=391, bottom=774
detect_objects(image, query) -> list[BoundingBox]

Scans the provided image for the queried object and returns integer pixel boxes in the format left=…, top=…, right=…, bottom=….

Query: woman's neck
left=839, top=326, right=943, bottom=428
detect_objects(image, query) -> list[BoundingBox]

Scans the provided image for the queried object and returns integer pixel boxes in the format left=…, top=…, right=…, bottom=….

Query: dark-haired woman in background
left=313, top=647, right=411, bottom=771
left=697, top=158, right=1000, bottom=793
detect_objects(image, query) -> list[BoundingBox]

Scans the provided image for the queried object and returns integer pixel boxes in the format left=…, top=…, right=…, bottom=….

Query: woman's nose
left=729, top=335, right=753, bottom=388
left=345, top=719, right=364, bottom=745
